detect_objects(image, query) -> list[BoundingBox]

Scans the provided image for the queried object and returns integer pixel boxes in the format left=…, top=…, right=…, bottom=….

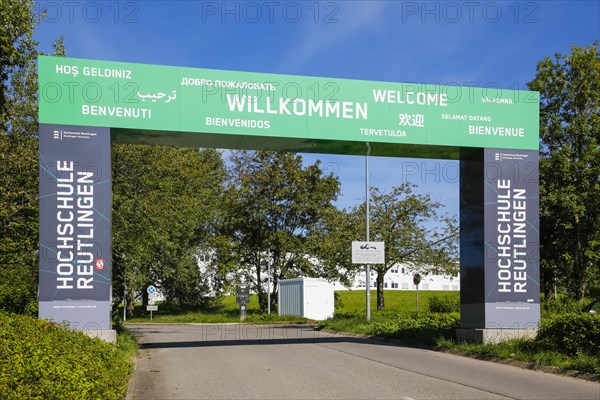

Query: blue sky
left=33, top=0, right=599, bottom=212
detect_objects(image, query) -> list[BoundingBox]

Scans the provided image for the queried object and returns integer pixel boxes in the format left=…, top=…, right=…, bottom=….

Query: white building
left=196, top=248, right=459, bottom=294
left=332, top=264, right=459, bottom=291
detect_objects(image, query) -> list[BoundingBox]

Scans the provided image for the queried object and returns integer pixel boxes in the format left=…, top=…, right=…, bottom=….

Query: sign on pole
left=147, top=285, right=157, bottom=296
left=236, top=286, right=250, bottom=305
left=413, top=274, right=422, bottom=286
left=352, top=241, right=385, bottom=264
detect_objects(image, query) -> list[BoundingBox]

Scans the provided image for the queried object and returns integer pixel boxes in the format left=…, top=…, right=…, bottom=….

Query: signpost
left=147, top=285, right=157, bottom=320
left=352, top=241, right=385, bottom=321
left=236, top=286, right=250, bottom=320
left=413, top=274, right=422, bottom=314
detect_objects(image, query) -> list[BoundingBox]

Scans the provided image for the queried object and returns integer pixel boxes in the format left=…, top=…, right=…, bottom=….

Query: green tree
left=528, top=43, right=600, bottom=300
left=223, top=150, right=340, bottom=312
left=307, top=206, right=360, bottom=287
left=350, top=184, right=459, bottom=311
left=0, top=0, right=64, bottom=314
left=112, top=145, right=225, bottom=315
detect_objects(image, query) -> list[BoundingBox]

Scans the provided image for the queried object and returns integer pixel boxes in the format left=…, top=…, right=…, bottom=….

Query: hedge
left=537, top=313, right=600, bottom=355
left=320, top=311, right=460, bottom=345
left=427, top=294, right=460, bottom=313
left=0, top=312, right=133, bottom=399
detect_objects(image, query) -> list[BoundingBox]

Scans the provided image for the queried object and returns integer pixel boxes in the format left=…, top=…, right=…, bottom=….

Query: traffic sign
left=352, top=241, right=385, bottom=264
left=236, top=286, right=250, bottom=305
left=413, top=274, right=422, bottom=286
left=147, top=285, right=156, bottom=296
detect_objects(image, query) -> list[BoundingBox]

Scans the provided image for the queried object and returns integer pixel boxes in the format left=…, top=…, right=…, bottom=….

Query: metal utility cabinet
left=278, top=278, right=334, bottom=320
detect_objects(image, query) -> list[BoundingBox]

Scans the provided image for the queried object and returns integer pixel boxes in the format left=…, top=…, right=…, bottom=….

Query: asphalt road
left=126, top=323, right=599, bottom=400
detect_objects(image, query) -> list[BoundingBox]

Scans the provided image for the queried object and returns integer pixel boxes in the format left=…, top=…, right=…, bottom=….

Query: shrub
left=0, top=311, right=134, bottom=399
left=0, top=280, right=38, bottom=317
left=589, top=286, right=600, bottom=298
left=537, top=313, right=600, bottom=355
left=320, top=311, right=460, bottom=346
left=541, top=296, right=586, bottom=317
left=375, top=312, right=460, bottom=344
left=428, top=294, right=460, bottom=313
left=334, top=291, right=344, bottom=310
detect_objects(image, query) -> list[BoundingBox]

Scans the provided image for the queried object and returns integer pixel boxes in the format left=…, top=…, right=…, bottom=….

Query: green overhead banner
left=38, top=56, right=538, bottom=151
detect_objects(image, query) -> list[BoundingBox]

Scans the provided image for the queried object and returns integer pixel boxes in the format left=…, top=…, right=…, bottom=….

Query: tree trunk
left=574, top=227, right=586, bottom=300
left=577, top=281, right=587, bottom=301
left=256, top=257, right=267, bottom=312
left=126, top=290, right=135, bottom=318
left=543, top=283, right=553, bottom=301
left=541, top=266, right=553, bottom=300
left=142, top=287, right=149, bottom=308
left=376, top=272, right=385, bottom=311
left=271, top=267, right=278, bottom=313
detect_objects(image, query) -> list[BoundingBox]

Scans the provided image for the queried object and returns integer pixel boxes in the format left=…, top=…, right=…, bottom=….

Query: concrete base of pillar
left=456, top=328, right=537, bottom=344
left=82, top=329, right=117, bottom=343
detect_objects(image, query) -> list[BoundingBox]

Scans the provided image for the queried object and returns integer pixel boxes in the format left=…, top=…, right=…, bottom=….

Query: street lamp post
left=267, top=249, right=271, bottom=315
left=365, top=143, right=371, bottom=322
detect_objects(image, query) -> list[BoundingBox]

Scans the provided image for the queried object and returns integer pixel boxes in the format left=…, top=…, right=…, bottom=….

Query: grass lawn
left=126, top=293, right=307, bottom=324
left=125, top=289, right=459, bottom=323
left=335, top=289, right=458, bottom=314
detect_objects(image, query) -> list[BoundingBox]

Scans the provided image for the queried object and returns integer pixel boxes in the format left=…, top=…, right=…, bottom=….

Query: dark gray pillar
left=459, top=148, right=540, bottom=340
left=39, top=124, right=112, bottom=334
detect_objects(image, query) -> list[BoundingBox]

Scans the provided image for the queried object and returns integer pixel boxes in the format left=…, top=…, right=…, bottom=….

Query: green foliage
left=308, top=207, right=361, bottom=287
left=334, top=291, right=344, bottom=309
left=437, top=337, right=600, bottom=376
left=428, top=294, right=460, bottom=313
left=128, top=310, right=307, bottom=324
left=1, top=0, right=39, bottom=127
left=537, top=313, right=600, bottom=355
left=125, top=294, right=307, bottom=323
left=318, top=291, right=600, bottom=375
left=319, top=311, right=459, bottom=345
left=341, top=184, right=459, bottom=311
left=335, top=289, right=459, bottom=314
left=528, top=43, right=600, bottom=299
left=0, top=0, right=65, bottom=315
left=0, top=0, right=40, bottom=315
left=589, top=286, right=600, bottom=298
left=222, top=150, right=341, bottom=312
left=112, top=145, right=226, bottom=311
left=0, top=311, right=134, bottom=399
left=541, top=296, right=588, bottom=317
left=0, top=131, right=38, bottom=315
